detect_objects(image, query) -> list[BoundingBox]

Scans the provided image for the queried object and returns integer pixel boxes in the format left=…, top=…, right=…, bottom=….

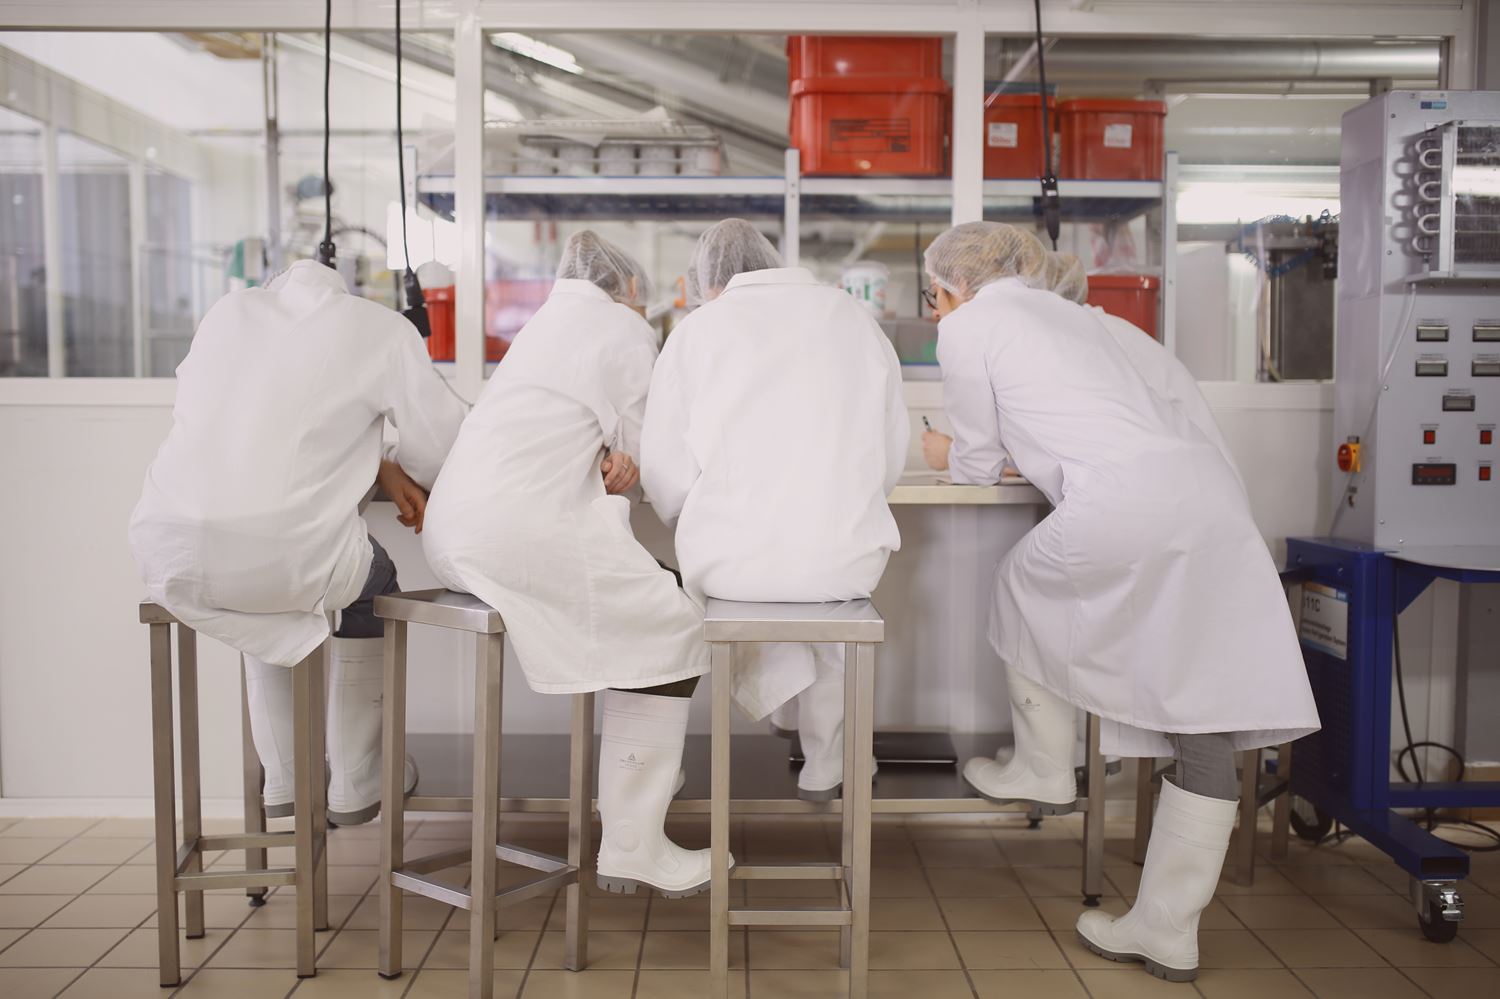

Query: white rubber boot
left=994, top=710, right=1121, bottom=778
left=795, top=647, right=846, bottom=801
left=1076, top=778, right=1236, bottom=982
left=326, top=637, right=416, bottom=826
left=962, top=666, right=1077, bottom=813
left=596, top=690, right=721, bottom=898
left=244, top=656, right=296, bottom=817
left=769, top=699, right=798, bottom=739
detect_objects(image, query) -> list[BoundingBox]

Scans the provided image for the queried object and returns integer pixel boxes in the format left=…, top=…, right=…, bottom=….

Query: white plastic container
left=839, top=261, right=890, bottom=317
left=680, top=145, right=722, bottom=177
left=556, top=142, right=595, bottom=176
left=638, top=144, right=678, bottom=176
left=598, top=144, right=637, bottom=176
left=516, top=143, right=557, bottom=176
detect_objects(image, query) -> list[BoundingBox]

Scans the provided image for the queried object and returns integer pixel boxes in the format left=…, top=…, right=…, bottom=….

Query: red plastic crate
left=425, top=284, right=455, bottom=361
left=788, top=36, right=943, bottom=82
left=1059, top=99, right=1166, bottom=180
left=791, top=78, right=949, bottom=176
left=1088, top=274, right=1160, bottom=340
left=983, top=93, right=1056, bottom=179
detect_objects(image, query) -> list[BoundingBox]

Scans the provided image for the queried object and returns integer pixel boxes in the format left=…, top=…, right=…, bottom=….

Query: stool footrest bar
left=733, top=864, right=844, bottom=880
left=496, top=843, right=569, bottom=874
left=392, top=871, right=473, bottom=910
left=199, top=832, right=295, bottom=852
left=175, top=868, right=297, bottom=891
left=391, top=865, right=580, bottom=913
left=728, top=906, right=852, bottom=927
left=401, top=846, right=472, bottom=878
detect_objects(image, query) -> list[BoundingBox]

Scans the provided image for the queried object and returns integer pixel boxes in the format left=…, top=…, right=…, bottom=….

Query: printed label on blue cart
left=1299, top=582, right=1349, bottom=660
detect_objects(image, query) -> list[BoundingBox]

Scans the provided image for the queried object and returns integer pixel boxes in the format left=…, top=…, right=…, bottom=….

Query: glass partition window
left=0, top=106, right=46, bottom=376
left=57, top=132, right=133, bottom=376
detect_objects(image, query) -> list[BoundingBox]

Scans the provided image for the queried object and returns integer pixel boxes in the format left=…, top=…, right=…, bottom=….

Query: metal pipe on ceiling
left=995, top=38, right=1440, bottom=82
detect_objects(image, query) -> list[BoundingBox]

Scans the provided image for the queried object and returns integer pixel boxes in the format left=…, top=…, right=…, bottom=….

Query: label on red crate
left=830, top=118, right=912, bottom=153
left=987, top=121, right=1019, bottom=148
left=1299, top=582, right=1349, bottom=660
left=1103, top=123, right=1134, bottom=149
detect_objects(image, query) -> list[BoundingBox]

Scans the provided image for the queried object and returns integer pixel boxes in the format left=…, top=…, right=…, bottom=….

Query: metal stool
left=374, top=589, right=592, bottom=999
left=1130, top=743, right=1294, bottom=885
left=704, top=598, right=883, bottom=999
left=140, top=603, right=329, bottom=986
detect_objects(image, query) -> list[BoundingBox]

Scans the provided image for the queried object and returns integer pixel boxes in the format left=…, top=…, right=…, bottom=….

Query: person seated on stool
left=918, top=222, right=1319, bottom=983
left=130, top=257, right=466, bottom=826
left=639, top=219, right=909, bottom=802
left=422, top=231, right=719, bottom=899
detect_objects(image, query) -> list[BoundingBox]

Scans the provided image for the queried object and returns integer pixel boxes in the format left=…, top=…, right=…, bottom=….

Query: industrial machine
left=1287, top=90, right=1500, bottom=943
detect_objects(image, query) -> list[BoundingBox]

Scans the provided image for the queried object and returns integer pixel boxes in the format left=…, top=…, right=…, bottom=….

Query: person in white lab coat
left=918, top=223, right=1318, bottom=983
left=640, top=219, right=909, bottom=800
left=130, top=259, right=467, bottom=825
left=422, top=231, right=718, bottom=898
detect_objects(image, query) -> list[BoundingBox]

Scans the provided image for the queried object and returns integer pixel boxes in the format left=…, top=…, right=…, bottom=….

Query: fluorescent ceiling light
left=490, top=33, right=582, bottom=75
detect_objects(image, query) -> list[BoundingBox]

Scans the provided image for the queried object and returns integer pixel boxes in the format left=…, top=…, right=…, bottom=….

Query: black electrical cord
left=316, top=0, right=336, bottom=267
left=394, top=0, right=430, bottom=337
left=1032, top=0, right=1061, bottom=250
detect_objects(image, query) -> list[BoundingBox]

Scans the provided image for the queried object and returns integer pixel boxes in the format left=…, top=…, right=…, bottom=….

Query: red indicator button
left=1483, top=466, right=1493, bottom=482
left=1483, top=429, right=1494, bottom=445
left=1424, top=430, right=1436, bottom=445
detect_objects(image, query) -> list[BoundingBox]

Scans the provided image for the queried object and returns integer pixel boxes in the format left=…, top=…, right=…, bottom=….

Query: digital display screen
left=1411, top=463, right=1457, bottom=485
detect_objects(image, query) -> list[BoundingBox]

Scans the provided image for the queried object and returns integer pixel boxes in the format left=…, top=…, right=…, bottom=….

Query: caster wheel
left=1289, top=796, right=1333, bottom=842
left=1419, top=899, right=1459, bottom=943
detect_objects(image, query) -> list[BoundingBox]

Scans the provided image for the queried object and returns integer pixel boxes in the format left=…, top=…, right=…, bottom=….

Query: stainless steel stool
left=374, top=589, right=592, bottom=999
left=140, top=603, right=329, bottom=986
left=704, top=598, right=883, bottom=999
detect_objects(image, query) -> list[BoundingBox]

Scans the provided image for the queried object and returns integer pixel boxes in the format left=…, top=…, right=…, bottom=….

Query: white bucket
left=839, top=261, right=890, bottom=317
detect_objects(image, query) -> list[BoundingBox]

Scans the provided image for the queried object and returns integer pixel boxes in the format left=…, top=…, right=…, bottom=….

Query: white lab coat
left=640, top=267, right=909, bottom=718
left=938, top=278, right=1318, bottom=757
left=129, top=260, right=466, bottom=667
left=421, top=280, right=709, bottom=694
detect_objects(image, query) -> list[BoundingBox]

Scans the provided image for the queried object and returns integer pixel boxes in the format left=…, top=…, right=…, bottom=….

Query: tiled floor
left=0, top=811, right=1496, bottom=998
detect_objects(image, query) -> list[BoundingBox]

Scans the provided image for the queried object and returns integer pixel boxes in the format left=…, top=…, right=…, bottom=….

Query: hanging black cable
left=395, top=0, right=430, bottom=336
left=1032, top=0, right=1061, bottom=250
left=315, top=0, right=336, bottom=267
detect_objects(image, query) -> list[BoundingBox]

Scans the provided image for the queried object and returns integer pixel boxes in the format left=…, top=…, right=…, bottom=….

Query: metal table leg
left=1081, top=714, right=1105, bottom=906
left=1270, top=742, right=1292, bottom=862
left=379, top=622, right=408, bottom=980
left=839, top=642, right=856, bottom=970
left=310, top=645, right=330, bottom=931
left=293, top=653, right=317, bottom=979
left=564, top=691, right=594, bottom=972
left=848, top=642, right=875, bottom=999
left=709, top=642, right=733, bottom=999
left=1234, top=749, right=1261, bottom=887
left=468, top=633, right=504, bottom=999
left=177, top=625, right=205, bottom=940
left=149, top=622, right=181, bottom=988
left=1132, top=758, right=1154, bottom=865
left=240, top=657, right=268, bottom=907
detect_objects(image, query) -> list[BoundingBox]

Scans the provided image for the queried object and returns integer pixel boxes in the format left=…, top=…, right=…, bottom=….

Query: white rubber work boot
left=1077, top=778, right=1236, bottom=982
left=596, top=690, right=723, bottom=898
left=325, top=637, right=417, bottom=826
left=769, top=698, right=798, bottom=739
left=993, top=711, right=1121, bottom=778
left=962, top=666, right=1078, bottom=814
left=244, top=656, right=297, bottom=818
left=795, top=647, right=847, bottom=801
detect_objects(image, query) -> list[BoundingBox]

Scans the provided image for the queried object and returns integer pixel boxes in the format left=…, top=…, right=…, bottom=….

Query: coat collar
left=549, top=278, right=614, bottom=303
left=722, top=267, right=820, bottom=293
left=268, top=258, right=349, bottom=294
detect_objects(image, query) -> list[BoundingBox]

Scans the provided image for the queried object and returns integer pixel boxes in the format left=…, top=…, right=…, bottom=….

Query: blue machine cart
left=1284, top=537, right=1500, bottom=941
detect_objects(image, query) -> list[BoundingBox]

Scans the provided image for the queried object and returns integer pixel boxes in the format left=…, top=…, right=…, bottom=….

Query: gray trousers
left=1168, top=732, right=1239, bottom=801
left=334, top=536, right=400, bottom=639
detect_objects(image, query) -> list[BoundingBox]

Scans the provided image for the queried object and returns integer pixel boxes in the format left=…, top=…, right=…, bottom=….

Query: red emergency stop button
left=1337, top=441, right=1361, bottom=473
left=1483, top=429, right=1494, bottom=445
left=1482, top=466, right=1493, bottom=481
left=1423, top=430, right=1436, bottom=445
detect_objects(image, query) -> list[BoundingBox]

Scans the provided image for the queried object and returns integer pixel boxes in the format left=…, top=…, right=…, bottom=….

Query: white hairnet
left=1043, top=252, right=1088, bottom=305
left=923, top=222, right=1047, bottom=300
left=555, top=230, right=651, bottom=308
left=685, top=218, right=783, bottom=306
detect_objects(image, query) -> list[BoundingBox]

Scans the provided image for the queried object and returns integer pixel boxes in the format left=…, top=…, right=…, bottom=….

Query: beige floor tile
left=1349, top=927, right=1493, bottom=967
left=937, top=895, right=1045, bottom=931
left=1197, top=929, right=1283, bottom=969
left=236, top=892, right=361, bottom=932
left=405, top=969, right=525, bottom=999
left=925, top=867, right=1026, bottom=898
left=952, top=930, right=1069, bottom=970
left=1466, top=927, right=1500, bottom=962
left=0, top=838, right=68, bottom=864
left=1017, top=865, right=1095, bottom=897
left=744, top=877, right=840, bottom=900
left=99, top=927, right=232, bottom=969
left=646, top=894, right=713, bottom=932
left=42, top=839, right=150, bottom=866
left=1455, top=890, right=1500, bottom=928
left=530, top=930, right=640, bottom=970
left=145, top=893, right=265, bottom=930
left=1291, top=967, right=1426, bottom=999
left=1311, top=894, right=1416, bottom=930
left=1195, top=968, right=1315, bottom=999
left=1359, top=865, right=1416, bottom=894
left=870, top=895, right=946, bottom=931
left=201, top=928, right=299, bottom=969
left=0, top=819, right=98, bottom=838
left=640, top=929, right=746, bottom=969
left=1256, top=928, right=1389, bottom=968
left=545, top=896, right=645, bottom=933
left=81, top=820, right=157, bottom=839
left=865, top=930, right=959, bottom=970
left=518, top=968, right=634, bottom=999
left=422, top=929, right=541, bottom=970
left=343, top=893, right=458, bottom=932
left=1222, top=894, right=1340, bottom=929
left=747, top=969, right=849, bottom=998
left=1278, top=866, right=1395, bottom=896
left=871, top=968, right=977, bottom=999
left=1031, top=895, right=1129, bottom=932
left=970, top=969, right=1088, bottom=998
left=282, top=966, right=409, bottom=998
left=0, top=968, right=83, bottom=999
left=0, top=865, right=26, bottom=886
left=83, top=866, right=158, bottom=895
left=914, top=840, right=1006, bottom=868
left=1399, top=966, right=1500, bottom=995
left=1198, top=899, right=1243, bottom=931
left=0, top=927, right=130, bottom=967
left=743, top=928, right=841, bottom=969
left=1000, top=839, right=1087, bottom=868
left=43, top=893, right=157, bottom=928
left=1078, top=968, right=1206, bottom=998
left=633, top=969, right=747, bottom=999
left=1053, top=927, right=1134, bottom=971
left=0, top=895, right=70, bottom=929
left=0, top=865, right=114, bottom=895
left=0, top=927, right=25, bottom=950
left=1214, top=867, right=1302, bottom=895
left=1104, top=865, right=1143, bottom=896
left=868, top=868, right=933, bottom=898
left=58, top=966, right=180, bottom=999
left=316, top=929, right=438, bottom=969
left=176, top=968, right=300, bottom=998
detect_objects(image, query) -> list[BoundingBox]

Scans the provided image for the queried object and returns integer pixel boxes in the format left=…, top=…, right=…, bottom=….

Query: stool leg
left=1270, top=742, right=1293, bottom=861
left=1132, top=758, right=1154, bottom=866
left=379, top=621, right=408, bottom=979
left=177, top=625, right=206, bottom=940
left=149, top=622, right=181, bottom=988
left=470, top=633, right=504, bottom=999
left=839, top=642, right=856, bottom=970
left=240, top=657, right=268, bottom=907
left=310, top=644, right=330, bottom=931
left=1235, top=749, right=1260, bottom=887
left=565, top=690, right=594, bottom=972
left=709, top=642, right=732, bottom=999
left=293, top=654, right=317, bottom=978
left=1080, top=715, right=1105, bottom=906
left=848, top=642, right=875, bottom=999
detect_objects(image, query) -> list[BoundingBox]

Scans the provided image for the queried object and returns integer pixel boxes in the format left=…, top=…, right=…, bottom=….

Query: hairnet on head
left=555, top=230, right=651, bottom=308
left=923, top=221, right=1047, bottom=300
left=685, top=218, right=783, bottom=306
left=1043, top=252, right=1088, bottom=305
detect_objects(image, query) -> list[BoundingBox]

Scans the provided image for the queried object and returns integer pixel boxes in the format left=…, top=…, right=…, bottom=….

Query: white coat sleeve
left=604, top=338, right=658, bottom=461
left=936, top=322, right=1009, bottom=486
left=878, top=328, right=910, bottom=495
left=639, top=335, right=699, bottom=528
left=382, top=320, right=468, bottom=490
